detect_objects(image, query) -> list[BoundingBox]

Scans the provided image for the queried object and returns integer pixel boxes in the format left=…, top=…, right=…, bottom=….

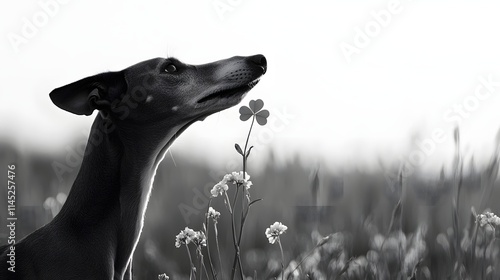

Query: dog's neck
left=55, top=114, right=182, bottom=275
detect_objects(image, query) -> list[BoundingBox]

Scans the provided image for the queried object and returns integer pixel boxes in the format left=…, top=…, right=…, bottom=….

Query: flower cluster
left=158, top=273, right=169, bottom=280
left=210, top=181, right=229, bottom=197
left=210, top=171, right=253, bottom=197
left=476, top=211, right=500, bottom=228
left=265, top=222, right=288, bottom=244
left=175, top=227, right=196, bottom=248
left=175, top=227, right=206, bottom=248
left=207, top=207, right=221, bottom=221
left=191, top=231, right=207, bottom=247
left=231, top=171, right=252, bottom=189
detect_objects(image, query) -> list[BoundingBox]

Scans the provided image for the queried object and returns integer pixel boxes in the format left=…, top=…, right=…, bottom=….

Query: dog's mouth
left=196, top=79, right=260, bottom=105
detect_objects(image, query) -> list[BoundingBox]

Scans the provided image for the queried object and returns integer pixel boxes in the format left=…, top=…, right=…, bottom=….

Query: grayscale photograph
left=1, top=1, right=500, bottom=279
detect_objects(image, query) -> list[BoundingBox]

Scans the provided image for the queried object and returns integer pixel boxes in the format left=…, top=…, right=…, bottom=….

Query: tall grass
left=1, top=125, right=500, bottom=279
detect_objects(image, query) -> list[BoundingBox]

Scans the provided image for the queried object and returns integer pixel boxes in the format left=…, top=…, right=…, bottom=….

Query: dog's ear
left=49, top=71, right=126, bottom=116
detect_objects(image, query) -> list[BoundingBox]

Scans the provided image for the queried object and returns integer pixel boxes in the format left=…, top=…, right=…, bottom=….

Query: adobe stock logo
left=7, top=0, right=71, bottom=53
left=443, top=75, right=500, bottom=125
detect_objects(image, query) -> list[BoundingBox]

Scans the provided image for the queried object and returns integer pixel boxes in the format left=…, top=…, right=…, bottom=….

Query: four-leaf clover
left=239, top=99, right=270, bottom=125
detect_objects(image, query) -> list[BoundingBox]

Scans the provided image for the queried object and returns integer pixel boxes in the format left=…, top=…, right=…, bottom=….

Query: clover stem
left=230, top=116, right=255, bottom=280
left=242, top=115, right=256, bottom=178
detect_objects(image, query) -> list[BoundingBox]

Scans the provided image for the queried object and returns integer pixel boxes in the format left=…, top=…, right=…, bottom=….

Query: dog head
left=49, top=55, right=267, bottom=126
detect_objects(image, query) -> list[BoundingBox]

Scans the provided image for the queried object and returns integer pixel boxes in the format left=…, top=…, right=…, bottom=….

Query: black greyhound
left=0, top=54, right=267, bottom=280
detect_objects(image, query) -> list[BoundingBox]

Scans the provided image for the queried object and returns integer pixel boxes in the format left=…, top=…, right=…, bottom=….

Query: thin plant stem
left=198, top=248, right=210, bottom=280
left=235, top=183, right=248, bottom=279
left=243, top=116, right=256, bottom=169
left=451, top=128, right=463, bottom=272
left=224, top=191, right=232, bottom=214
left=204, top=200, right=217, bottom=280
left=205, top=224, right=217, bottom=280
left=185, top=244, right=195, bottom=280
left=197, top=248, right=202, bottom=280
left=232, top=185, right=240, bottom=212
left=286, top=242, right=323, bottom=280
left=231, top=196, right=252, bottom=280
left=336, top=257, right=355, bottom=280
left=214, top=223, right=224, bottom=277
left=278, top=238, right=285, bottom=280
left=230, top=186, right=242, bottom=280
left=237, top=252, right=244, bottom=280
left=233, top=186, right=245, bottom=279
left=230, top=211, right=238, bottom=280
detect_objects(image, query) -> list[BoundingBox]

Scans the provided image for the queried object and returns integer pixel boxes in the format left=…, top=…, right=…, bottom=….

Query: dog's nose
left=249, top=54, right=267, bottom=74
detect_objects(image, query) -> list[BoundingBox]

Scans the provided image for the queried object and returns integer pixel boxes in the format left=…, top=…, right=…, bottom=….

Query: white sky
left=2, top=0, right=500, bottom=173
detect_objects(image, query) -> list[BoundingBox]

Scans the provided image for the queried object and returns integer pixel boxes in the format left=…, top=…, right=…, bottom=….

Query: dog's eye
left=165, top=64, right=177, bottom=73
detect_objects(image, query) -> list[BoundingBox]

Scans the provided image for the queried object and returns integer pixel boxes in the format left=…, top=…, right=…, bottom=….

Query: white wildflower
left=265, top=222, right=288, bottom=244
left=175, top=227, right=196, bottom=248
left=211, top=172, right=252, bottom=197
left=207, top=207, right=221, bottom=221
left=231, top=171, right=250, bottom=184
left=223, top=173, right=233, bottom=183
left=158, top=273, right=169, bottom=280
left=477, top=211, right=500, bottom=228
left=191, top=231, right=207, bottom=247
left=210, top=181, right=228, bottom=197
left=243, top=180, right=253, bottom=190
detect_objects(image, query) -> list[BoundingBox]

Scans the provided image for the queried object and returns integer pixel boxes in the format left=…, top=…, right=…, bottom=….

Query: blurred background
left=2, top=0, right=500, bottom=279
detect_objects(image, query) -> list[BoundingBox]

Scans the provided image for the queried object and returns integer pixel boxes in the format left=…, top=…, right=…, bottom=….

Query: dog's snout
left=249, top=54, right=267, bottom=74
left=250, top=54, right=266, bottom=67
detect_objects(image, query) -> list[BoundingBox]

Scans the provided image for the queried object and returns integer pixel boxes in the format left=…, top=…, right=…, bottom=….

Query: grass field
left=1, top=131, right=499, bottom=279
